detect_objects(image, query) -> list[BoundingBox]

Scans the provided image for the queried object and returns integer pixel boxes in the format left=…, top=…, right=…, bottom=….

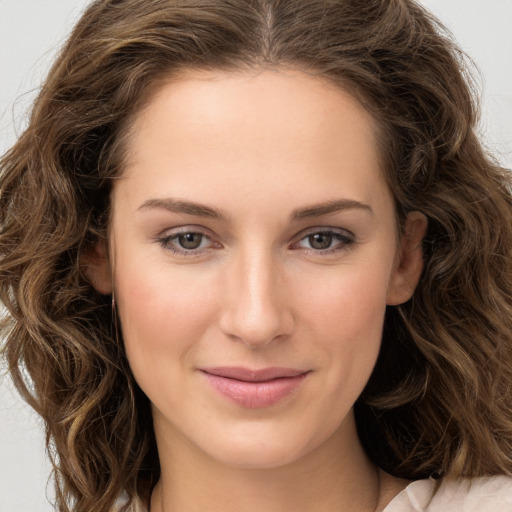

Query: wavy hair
left=1, top=0, right=511, bottom=510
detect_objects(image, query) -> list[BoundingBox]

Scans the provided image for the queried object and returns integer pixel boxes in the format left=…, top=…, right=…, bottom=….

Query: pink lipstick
left=200, top=367, right=309, bottom=408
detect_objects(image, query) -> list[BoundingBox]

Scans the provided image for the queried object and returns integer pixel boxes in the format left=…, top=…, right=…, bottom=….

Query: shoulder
left=427, top=476, right=512, bottom=510
left=383, top=475, right=512, bottom=512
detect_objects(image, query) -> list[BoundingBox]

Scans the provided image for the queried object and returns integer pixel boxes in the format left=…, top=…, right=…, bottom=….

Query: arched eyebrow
left=138, top=198, right=230, bottom=220
left=290, top=199, right=373, bottom=221
left=137, top=197, right=372, bottom=222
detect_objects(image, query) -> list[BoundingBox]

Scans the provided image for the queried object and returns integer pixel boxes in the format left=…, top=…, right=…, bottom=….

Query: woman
left=1, top=1, right=511, bottom=511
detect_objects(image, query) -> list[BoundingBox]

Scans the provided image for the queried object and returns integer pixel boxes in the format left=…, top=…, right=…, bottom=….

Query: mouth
left=200, top=366, right=310, bottom=408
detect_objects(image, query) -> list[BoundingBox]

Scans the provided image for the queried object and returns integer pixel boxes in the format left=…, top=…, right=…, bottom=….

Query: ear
left=386, top=211, right=428, bottom=306
left=81, top=239, right=113, bottom=295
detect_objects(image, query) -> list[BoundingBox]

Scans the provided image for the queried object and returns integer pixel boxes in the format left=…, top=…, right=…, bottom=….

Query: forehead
left=117, top=68, right=389, bottom=214
left=126, top=68, right=378, bottom=155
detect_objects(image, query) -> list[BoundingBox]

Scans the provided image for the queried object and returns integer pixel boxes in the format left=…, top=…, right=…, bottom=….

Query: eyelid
left=154, top=225, right=355, bottom=256
left=290, top=227, right=356, bottom=253
left=292, top=226, right=355, bottom=242
left=156, top=226, right=221, bottom=256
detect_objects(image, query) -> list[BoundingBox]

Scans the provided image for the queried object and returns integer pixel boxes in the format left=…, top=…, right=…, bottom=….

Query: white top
left=383, top=475, right=512, bottom=511
left=118, top=475, right=512, bottom=511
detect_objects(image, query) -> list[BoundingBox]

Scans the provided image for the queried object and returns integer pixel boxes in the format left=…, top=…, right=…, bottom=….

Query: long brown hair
left=1, top=1, right=511, bottom=511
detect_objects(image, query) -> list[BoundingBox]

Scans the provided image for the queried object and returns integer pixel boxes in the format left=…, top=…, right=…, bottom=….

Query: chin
left=210, top=442, right=308, bottom=470
left=195, top=421, right=330, bottom=470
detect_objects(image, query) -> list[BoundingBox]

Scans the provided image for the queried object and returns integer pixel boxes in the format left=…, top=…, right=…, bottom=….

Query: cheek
left=300, top=260, right=391, bottom=347
left=295, top=258, right=392, bottom=399
left=280, top=259, right=392, bottom=439
left=115, top=260, right=217, bottom=379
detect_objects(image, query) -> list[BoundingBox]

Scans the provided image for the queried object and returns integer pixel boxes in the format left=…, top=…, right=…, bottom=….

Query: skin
left=89, top=68, right=426, bottom=511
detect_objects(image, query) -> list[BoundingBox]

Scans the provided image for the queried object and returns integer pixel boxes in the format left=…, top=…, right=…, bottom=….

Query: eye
left=158, top=229, right=218, bottom=255
left=292, top=229, right=355, bottom=254
left=176, top=232, right=205, bottom=250
left=306, top=232, right=335, bottom=250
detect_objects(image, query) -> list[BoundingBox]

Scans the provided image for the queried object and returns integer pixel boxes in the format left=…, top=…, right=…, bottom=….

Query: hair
left=1, top=0, right=511, bottom=510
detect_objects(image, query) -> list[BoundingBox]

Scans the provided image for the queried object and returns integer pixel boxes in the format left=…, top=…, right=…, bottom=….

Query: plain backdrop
left=1, top=1, right=511, bottom=511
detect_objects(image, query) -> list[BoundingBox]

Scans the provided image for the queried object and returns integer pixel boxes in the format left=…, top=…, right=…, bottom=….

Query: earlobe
left=386, top=212, right=428, bottom=306
left=81, top=239, right=113, bottom=295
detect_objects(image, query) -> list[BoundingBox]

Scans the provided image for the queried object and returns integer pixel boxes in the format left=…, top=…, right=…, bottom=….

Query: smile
left=200, top=367, right=310, bottom=408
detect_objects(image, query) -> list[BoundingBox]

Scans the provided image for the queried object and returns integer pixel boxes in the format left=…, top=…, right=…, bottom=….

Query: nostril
left=219, top=303, right=294, bottom=347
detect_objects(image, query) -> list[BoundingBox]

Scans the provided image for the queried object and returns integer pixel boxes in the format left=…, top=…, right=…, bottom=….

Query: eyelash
left=157, top=228, right=218, bottom=256
left=290, top=229, right=355, bottom=254
left=157, top=228, right=355, bottom=256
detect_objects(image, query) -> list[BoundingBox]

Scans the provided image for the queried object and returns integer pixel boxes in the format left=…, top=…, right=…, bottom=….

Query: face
left=91, top=68, right=425, bottom=469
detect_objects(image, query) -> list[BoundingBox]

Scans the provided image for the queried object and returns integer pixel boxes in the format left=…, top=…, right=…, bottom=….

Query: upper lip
left=200, top=366, right=308, bottom=382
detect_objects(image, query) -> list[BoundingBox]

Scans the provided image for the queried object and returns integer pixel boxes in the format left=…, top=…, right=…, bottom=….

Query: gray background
left=1, top=1, right=511, bottom=511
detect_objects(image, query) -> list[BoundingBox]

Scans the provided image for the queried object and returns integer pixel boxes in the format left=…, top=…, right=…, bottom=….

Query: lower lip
left=202, top=372, right=308, bottom=408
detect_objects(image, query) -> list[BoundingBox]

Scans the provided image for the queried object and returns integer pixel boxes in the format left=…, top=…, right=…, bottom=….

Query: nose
left=218, top=248, right=294, bottom=348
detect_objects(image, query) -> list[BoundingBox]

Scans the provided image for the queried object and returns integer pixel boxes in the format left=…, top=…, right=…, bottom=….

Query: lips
left=200, top=366, right=309, bottom=408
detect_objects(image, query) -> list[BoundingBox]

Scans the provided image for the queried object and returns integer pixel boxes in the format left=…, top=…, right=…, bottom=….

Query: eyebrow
left=138, top=198, right=229, bottom=220
left=290, top=199, right=373, bottom=221
left=138, top=197, right=372, bottom=221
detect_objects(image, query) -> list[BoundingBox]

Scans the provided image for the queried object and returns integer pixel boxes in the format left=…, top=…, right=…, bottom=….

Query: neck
left=150, top=412, right=399, bottom=512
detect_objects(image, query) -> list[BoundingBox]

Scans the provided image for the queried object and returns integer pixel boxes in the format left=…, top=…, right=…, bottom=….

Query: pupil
left=309, top=233, right=332, bottom=250
left=178, top=233, right=202, bottom=249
